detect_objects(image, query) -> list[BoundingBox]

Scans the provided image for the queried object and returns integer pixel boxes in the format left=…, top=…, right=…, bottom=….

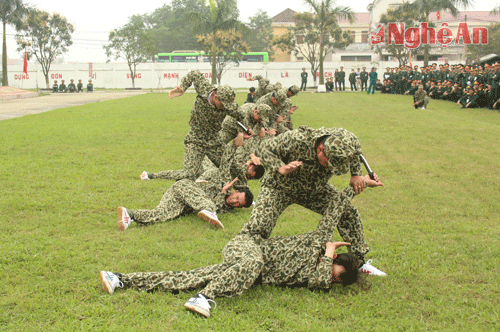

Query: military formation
left=52, top=79, right=93, bottom=93
left=379, top=62, right=500, bottom=111
left=100, top=70, right=387, bottom=318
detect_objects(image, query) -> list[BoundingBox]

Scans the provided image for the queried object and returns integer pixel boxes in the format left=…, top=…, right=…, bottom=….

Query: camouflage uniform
left=130, top=177, right=232, bottom=226
left=120, top=186, right=357, bottom=297
left=155, top=70, right=244, bottom=181
left=256, top=90, right=291, bottom=134
left=252, top=75, right=270, bottom=101
left=218, top=103, right=272, bottom=144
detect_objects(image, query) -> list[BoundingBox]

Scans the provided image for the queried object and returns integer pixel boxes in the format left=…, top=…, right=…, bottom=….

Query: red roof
left=428, top=11, right=500, bottom=23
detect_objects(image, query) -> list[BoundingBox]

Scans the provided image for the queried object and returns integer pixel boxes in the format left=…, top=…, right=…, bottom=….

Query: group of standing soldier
left=99, top=70, right=387, bottom=318
left=379, top=62, right=500, bottom=111
left=52, top=79, right=93, bottom=93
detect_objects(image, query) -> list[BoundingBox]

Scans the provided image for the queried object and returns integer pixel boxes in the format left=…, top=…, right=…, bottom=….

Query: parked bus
left=157, top=52, right=269, bottom=63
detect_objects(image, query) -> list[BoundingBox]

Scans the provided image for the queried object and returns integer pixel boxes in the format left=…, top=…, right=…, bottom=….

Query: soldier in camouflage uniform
left=116, top=170, right=254, bottom=230
left=218, top=103, right=273, bottom=144
left=256, top=89, right=292, bottom=134
left=159, top=70, right=244, bottom=181
left=247, top=75, right=270, bottom=101
left=100, top=176, right=384, bottom=317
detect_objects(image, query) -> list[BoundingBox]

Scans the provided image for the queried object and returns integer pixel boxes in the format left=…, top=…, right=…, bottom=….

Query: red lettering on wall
left=239, top=72, right=253, bottom=79
left=126, top=73, right=142, bottom=79
left=51, top=74, right=62, bottom=79
left=164, top=73, right=179, bottom=79
left=14, top=74, right=30, bottom=80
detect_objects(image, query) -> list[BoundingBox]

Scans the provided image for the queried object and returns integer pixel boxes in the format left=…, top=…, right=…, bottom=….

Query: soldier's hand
left=243, top=127, right=254, bottom=139
left=233, top=132, right=245, bottom=148
left=246, top=78, right=255, bottom=81
left=250, top=153, right=261, bottom=166
left=169, top=86, right=185, bottom=99
left=267, top=128, right=277, bottom=136
left=364, top=174, right=383, bottom=187
left=288, top=106, right=298, bottom=114
left=350, top=175, right=367, bottom=194
left=278, top=161, right=303, bottom=175
left=277, top=115, right=285, bottom=124
left=222, top=177, right=239, bottom=193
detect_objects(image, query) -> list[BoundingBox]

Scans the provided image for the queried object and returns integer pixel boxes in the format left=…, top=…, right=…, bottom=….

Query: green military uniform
left=119, top=186, right=358, bottom=298
left=68, top=80, right=76, bottom=93
left=157, top=70, right=244, bottom=181
left=52, top=81, right=58, bottom=93
left=58, top=80, right=67, bottom=92
left=337, top=69, right=346, bottom=91
left=87, top=80, right=93, bottom=92
left=360, top=70, right=368, bottom=91
left=77, top=80, right=83, bottom=92
left=300, top=70, right=308, bottom=91
left=349, top=72, right=357, bottom=91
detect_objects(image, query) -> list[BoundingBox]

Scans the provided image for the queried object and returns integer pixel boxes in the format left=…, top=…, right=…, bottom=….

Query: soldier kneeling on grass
left=413, top=85, right=429, bottom=109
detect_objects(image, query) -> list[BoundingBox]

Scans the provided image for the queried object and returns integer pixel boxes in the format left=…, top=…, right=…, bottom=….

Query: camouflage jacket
left=252, top=75, right=270, bottom=100
left=256, top=126, right=363, bottom=194
left=180, top=70, right=244, bottom=142
left=256, top=93, right=291, bottom=133
left=219, top=103, right=269, bottom=144
left=413, top=89, right=428, bottom=103
left=260, top=186, right=356, bottom=288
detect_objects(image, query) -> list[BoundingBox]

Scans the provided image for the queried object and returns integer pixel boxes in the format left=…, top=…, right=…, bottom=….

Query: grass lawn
left=1, top=90, right=499, bottom=331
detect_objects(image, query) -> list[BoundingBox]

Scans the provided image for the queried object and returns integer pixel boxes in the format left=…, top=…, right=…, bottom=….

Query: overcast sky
left=1, top=0, right=494, bottom=64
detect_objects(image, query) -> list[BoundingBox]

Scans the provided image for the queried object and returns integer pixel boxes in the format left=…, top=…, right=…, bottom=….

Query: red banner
left=23, top=51, right=28, bottom=74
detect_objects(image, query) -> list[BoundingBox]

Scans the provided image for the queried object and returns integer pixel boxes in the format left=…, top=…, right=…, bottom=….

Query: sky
left=1, top=0, right=495, bottom=64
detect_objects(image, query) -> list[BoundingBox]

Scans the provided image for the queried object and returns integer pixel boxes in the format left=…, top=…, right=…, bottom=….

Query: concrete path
left=0, top=90, right=148, bottom=121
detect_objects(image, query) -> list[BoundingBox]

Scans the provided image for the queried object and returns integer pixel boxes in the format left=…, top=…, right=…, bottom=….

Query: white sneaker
left=117, top=206, right=132, bottom=231
left=198, top=210, right=224, bottom=229
left=99, top=271, right=123, bottom=294
left=184, top=293, right=216, bottom=318
left=359, top=259, right=387, bottom=276
left=421, top=107, right=426, bottom=109
left=251, top=201, right=256, bottom=207
left=140, top=171, right=149, bottom=180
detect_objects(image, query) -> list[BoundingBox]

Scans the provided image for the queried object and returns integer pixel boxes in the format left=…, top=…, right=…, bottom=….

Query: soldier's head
left=54, top=80, right=57, bottom=83
left=331, top=253, right=360, bottom=286
left=245, top=160, right=265, bottom=180
left=214, top=85, right=237, bottom=111
left=363, top=67, right=367, bottom=71
left=288, top=85, right=300, bottom=97
left=271, top=89, right=287, bottom=105
left=226, top=187, right=254, bottom=208
left=316, top=130, right=362, bottom=175
left=418, top=85, right=424, bottom=91
left=302, top=67, right=306, bottom=72
left=254, top=104, right=272, bottom=123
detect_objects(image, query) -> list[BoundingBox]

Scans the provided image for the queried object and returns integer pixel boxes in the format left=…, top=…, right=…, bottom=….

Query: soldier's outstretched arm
left=169, top=86, right=185, bottom=99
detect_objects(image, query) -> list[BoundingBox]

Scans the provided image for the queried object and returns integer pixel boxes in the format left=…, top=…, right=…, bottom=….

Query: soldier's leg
left=205, top=141, right=225, bottom=169
left=121, top=263, right=229, bottom=293
left=149, top=141, right=205, bottom=181
left=200, top=234, right=264, bottom=299
left=169, top=179, right=218, bottom=213
left=130, top=185, right=187, bottom=226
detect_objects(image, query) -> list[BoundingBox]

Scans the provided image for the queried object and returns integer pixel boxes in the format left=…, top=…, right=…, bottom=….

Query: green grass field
left=1, top=91, right=499, bottom=331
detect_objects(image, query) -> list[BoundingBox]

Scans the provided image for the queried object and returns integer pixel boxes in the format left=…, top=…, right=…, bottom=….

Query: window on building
left=341, top=56, right=372, bottom=62
left=361, top=31, right=369, bottom=43
left=350, top=31, right=356, bottom=43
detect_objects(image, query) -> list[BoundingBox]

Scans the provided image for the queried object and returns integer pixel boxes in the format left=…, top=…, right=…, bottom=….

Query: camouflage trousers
left=150, top=132, right=224, bottom=181
left=121, top=234, right=263, bottom=299
left=131, top=179, right=217, bottom=225
left=243, top=184, right=369, bottom=263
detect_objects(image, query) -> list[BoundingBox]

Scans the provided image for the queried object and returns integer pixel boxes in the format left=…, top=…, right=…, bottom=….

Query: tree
left=104, top=15, right=156, bottom=88
left=185, top=0, right=242, bottom=84
left=492, top=4, right=500, bottom=15
left=16, top=9, right=73, bottom=88
left=245, top=9, right=274, bottom=56
left=197, top=29, right=249, bottom=84
left=273, top=11, right=352, bottom=87
left=467, top=23, right=500, bottom=59
left=303, top=0, right=354, bottom=85
left=1, top=0, right=29, bottom=86
left=145, top=0, right=208, bottom=54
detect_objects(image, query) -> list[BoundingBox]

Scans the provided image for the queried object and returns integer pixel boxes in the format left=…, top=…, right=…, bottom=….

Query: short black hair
left=252, top=164, right=265, bottom=179
left=334, top=253, right=359, bottom=286
left=249, top=87, right=256, bottom=92
left=240, top=187, right=254, bottom=208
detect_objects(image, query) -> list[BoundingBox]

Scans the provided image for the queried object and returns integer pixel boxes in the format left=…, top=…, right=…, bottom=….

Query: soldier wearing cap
left=52, top=80, right=59, bottom=93
left=87, top=80, right=93, bottom=92
left=58, top=80, right=67, bottom=93
left=68, top=79, right=77, bottom=93
left=360, top=67, right=369, bottom=91
left=160, top=70, right=245, bottom=181
left=488, top=63, right=500, bottom=109
left=300, top=67, right=308, bottom=91
left=77, top=79, right=83, bottom=93
left=413, top=85, right=429, bottom=109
